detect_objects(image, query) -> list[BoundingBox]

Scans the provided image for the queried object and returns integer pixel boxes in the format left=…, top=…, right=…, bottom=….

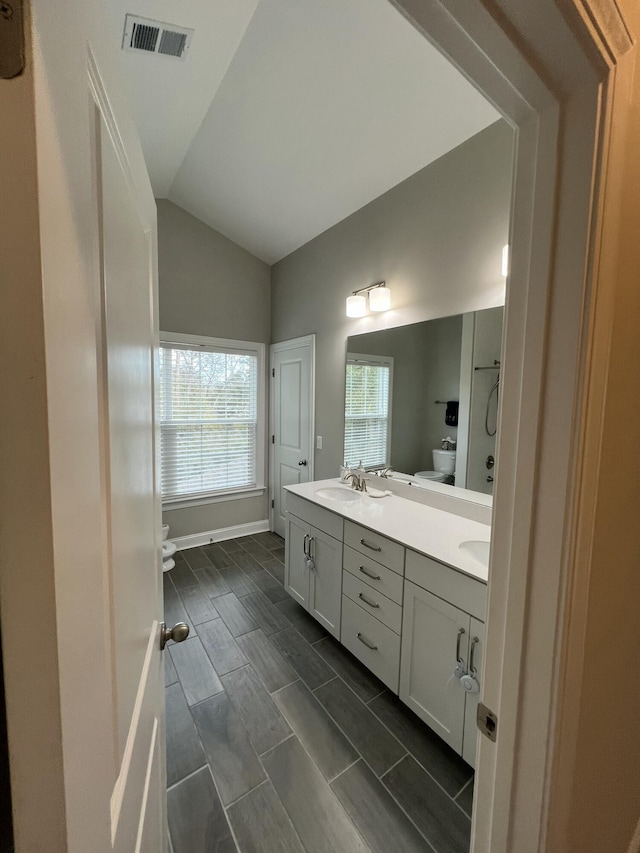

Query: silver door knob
left=298, top=459, right=307, bottom=466
left=160, top=621, right=189, bottom=650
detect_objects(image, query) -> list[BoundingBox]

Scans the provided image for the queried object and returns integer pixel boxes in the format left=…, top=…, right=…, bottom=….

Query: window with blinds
left=159, top=337, right=263, bottom=502
left=344, top=354, right=392, bottom=469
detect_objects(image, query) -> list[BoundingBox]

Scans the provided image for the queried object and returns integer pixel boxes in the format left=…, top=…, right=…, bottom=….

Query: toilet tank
left=432, top=449, right=456, bottom=475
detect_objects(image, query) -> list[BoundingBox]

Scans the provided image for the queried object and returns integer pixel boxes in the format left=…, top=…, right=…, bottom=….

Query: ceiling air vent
left=122, top=15, right=194, bottom=61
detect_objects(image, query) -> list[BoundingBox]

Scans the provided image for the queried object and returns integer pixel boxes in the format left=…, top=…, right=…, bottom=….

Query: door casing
left=1, top=0, right=636, bottom=850
left=389, top=0, right=637, bottom=849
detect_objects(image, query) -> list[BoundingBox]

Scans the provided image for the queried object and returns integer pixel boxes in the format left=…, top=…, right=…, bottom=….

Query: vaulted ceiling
left=109, top=0, right=500, bottom=263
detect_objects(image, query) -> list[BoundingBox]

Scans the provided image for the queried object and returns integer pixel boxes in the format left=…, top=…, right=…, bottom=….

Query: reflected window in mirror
left=344, top=307, right=504, bottom=498
left=344, top=353, right=393, bottom=468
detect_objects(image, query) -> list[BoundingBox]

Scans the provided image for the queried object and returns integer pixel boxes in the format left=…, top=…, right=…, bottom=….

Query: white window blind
left=344, top=355, right=391, bottom=469
left=159, top=340, right=260, bottom=502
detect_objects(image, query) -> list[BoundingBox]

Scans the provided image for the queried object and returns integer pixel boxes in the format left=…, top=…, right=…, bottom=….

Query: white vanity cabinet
left=284, top=483, right=490, bottom=769
left=285, top=493, right=343, bottom=638
left=286, top=513, right=312, bottom=608
left=340, top=521, right=405, bottom=692
left=462, top=617, right=485, bottom=767
left=400, top=550, right=487, bottom=768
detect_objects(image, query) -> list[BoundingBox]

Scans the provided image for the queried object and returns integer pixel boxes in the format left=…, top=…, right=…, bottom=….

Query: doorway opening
left=6, top=0, right=614, bottom=847
left=147, top=1, right=516, bottom=850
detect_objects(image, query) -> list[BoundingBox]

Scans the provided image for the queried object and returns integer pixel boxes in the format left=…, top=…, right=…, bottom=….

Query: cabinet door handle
left=360, top=538, right=382, bottom=552
left=456, top=627, right=466, bottom=664
left=357, top=632, right=378, bottom=651
left=308, top=536, right=314, bottom=559
left=469, top=635, right=480, bottom=676
left=359, top=565, right=381, bottom=581
left=358, top=592, right=380, bottom=609
left=303, top=534, right=309, bottom=557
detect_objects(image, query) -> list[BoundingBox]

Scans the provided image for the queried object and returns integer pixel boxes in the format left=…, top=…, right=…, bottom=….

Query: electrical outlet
left=316, top=435, right=323, bottom=450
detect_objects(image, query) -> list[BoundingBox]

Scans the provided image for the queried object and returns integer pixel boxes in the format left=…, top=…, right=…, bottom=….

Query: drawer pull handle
left=357, top=632, right=378, bottom=651
left=358, top=592, right=380, bottom=609
left=360, top=538, right=382, bottom=552
left=359, top=565, right=381, bottom=581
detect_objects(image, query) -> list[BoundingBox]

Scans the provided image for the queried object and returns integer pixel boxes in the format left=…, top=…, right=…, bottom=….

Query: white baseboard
left=171, top=519, right=271, bottom=551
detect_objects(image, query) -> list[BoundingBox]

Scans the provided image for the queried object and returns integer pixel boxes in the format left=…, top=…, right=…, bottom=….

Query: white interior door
left=0, top=11, right=166, bottom=853
left=1, top=2, right=167, bottom=846
left=271, top=336, right=315, bottom=536
left=97, top=110, right=165, bottom=853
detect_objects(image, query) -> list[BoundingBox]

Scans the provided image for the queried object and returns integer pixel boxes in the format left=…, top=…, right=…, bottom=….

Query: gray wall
left=157, top=199, right=271, bottom=538
left=421, top=315, right=463, bottom=465
left=271, top=120, right=513, bottom=480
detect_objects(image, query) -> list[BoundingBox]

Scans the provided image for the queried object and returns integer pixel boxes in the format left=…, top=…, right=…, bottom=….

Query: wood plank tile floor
left=165, top=534, right=474, bottom=853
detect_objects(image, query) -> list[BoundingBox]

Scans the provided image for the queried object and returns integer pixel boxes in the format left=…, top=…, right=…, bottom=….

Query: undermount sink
left=458, top=539, right=490, bottom=568
left=315, top=486, right=361, bottom=503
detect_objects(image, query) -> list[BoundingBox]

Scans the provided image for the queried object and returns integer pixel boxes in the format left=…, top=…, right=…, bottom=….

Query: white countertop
left=285, top=479, right=490, bottom=583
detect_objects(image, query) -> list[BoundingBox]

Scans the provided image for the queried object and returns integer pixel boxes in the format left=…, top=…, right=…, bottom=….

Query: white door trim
left=390, top=0, right=630, bottom=850
left=269, top=335, right=316, bottom=531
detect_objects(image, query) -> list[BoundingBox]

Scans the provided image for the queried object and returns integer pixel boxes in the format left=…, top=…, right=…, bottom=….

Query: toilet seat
left=414, top=470, right=446, bottom=482
left=162, top=540, right=177, bottom=560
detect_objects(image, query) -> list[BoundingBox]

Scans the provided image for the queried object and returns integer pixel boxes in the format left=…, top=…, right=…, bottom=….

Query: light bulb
left=501, top=244, right=509, bottom=278
left=369, top=285, right=391, bottom=312
left=346, top=294, right=367, bottom=318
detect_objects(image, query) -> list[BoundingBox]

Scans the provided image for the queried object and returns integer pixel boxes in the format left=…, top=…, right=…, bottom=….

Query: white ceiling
left=111, top=0, right=499, bottom=263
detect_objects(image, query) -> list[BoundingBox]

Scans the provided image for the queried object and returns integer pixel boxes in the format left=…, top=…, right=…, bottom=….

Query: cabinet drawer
left=340, top=595, right=400, bottom=693
left=286, top=492, right=343, bottom=540
left=343, top=571, right=403, bottom=635
left=343, top=545, right=404, bottom=605
left=406, top=550, right=486, bottom=620
left=344, top=521, right=404, bottom=575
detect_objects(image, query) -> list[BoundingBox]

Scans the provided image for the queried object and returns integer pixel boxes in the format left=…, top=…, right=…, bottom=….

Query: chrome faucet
left=345, top=471, right=368, bottom=492
left=375, top=467, right=394, bottom=479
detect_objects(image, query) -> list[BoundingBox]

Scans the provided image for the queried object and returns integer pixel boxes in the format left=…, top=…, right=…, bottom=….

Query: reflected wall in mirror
left=344, top=306, right=503, bottom=495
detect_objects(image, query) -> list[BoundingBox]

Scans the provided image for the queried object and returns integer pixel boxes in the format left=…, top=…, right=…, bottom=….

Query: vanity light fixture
left=346, top=281, right=391, bottom=317
left=369, top=283, right=391, bottom=312
left=501, top=244, right=509, bottom=278
left=346, top=293, right=368, bottom=318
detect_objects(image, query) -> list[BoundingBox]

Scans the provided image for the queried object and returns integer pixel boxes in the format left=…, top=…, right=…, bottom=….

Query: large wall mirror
left=344, top=306, right=503, bottom=496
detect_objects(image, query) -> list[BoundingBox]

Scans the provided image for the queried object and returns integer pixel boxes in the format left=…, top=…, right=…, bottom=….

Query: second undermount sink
left=458, top=539, right=490, bottom=568
left=315, top=486, right=362, bottom=503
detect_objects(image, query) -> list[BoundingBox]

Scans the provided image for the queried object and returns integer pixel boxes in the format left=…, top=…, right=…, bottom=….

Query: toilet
left=415, top=449, right=457, bottom=484
left=162, top=523, right=176, bottom=572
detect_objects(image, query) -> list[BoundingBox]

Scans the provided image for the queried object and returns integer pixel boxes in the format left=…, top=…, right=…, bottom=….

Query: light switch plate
left=316, top=436, right=323, bottom=450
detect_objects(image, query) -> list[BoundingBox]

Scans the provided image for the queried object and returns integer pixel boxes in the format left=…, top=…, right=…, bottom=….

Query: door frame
left=388, top=0, right=634, bottom=849
left=269, top=335, right=316, bottom=532
left=1, top=0, right=634, bottom=849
